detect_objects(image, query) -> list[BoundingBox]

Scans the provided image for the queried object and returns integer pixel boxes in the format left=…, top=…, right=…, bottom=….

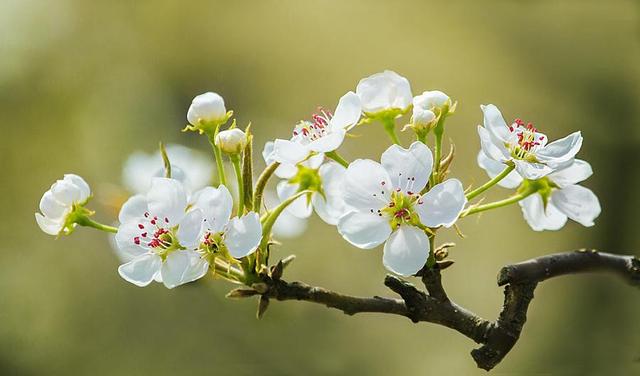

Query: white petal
left=50, top=179, right=82, bottom=206
left=63, top=174, right=91, bottom=202
left=477, top=126, right=510, bottom=162
left=307, top=129, right=346, bottom=153
left=262, top=141, right=276, bottom=164
left=548, top=159, right=593, bottom=187
left=535, top=131, right=583, bottom=168
left=312, top=162, right=347, bottom=225
left=329, top=91, right=361, bottom=130
left=551, top=185, right=601, bottom=227
left=39, top=190, right=69, bottom=219
left=192, top=185, right=233, bottom=233
left=177, top=209, right=203, bottom=249
left=115, top=221, right=150, bottom=260
left=337, top=210, right=391, bottom=249
left=305, top=153, right=325, bottom=169
left=118, top=195, right=149, bottom=224
left=160, top=250, right=209, bottom=289
left=356, top=70, right=412, bottom=113
left=513, top=159, right=553, bottom=180
left=187, top=92, right=226, bottom=125
left=519, top=194, right=568, bottom=231
left=276, top=181, right=313, bottom=218
left=342, top=159, right=392, bottom=212
left=382, top=225, right=430, bottom=276
left=272, top=210, right=308, bottom=239
left=224, top=212, right=262, bottom=258
left=118, top=254, right=162, bottom=287
left=416, top=179, right=466, bottom=228
left=381, top=141, right=433, bottom=194
left=272, top=139, right=309, bottom=165
left=476, top=151, right=522, bottom=189
left=481, top=104, right=510, bottom=142
left=35, top=213, right=63, bottom=235
left=146, top=178, right=187, bottom=225
left=413, top=90, right=449, bottom=109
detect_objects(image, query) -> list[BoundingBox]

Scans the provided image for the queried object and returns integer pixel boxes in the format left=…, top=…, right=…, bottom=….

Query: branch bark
left=260, top=250, right=639, bottom=371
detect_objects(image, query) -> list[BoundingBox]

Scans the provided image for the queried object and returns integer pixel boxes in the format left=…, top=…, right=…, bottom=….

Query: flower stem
left=259, top=190, right=312, bottom=250
left=460, top=188, right=535, bottom=218
left=430, top=115, right=446, bottom=185
left=426, top=234, right=436, bottom=268
left=466, top=165, right=516, bottom=201
left=159, top=142, right=171, bottom=178
left=208, top=129, right=227, bottom=187
left=382, top=117, right=401, bottom=145
left=231, top=155, right=244, bottom=216
left=76, top=216, right=118, bottom=233
left=253, top=162, right=280, bottom=211
left=326, top=150, right=350, bottom=168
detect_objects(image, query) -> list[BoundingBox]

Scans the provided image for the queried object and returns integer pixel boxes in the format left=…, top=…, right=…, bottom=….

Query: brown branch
left=258, top=250, right=639, bottom=371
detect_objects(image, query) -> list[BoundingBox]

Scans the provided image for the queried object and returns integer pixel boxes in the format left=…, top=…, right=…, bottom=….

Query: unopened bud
left=215, top=128, right=247, bottom=154
left=187, top=92, right=227, bottom=126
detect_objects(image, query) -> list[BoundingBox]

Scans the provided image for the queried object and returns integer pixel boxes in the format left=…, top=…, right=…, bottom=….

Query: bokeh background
left=1, top=1, right=639, bottom=375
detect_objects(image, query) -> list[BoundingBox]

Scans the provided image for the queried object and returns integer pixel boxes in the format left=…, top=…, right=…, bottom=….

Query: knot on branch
left=384, top=275, right=428, bottom=322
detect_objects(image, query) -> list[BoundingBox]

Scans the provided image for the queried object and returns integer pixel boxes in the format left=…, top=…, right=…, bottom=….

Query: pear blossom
left=191, top=185, right=263, bottom=259
left=36, top=174, right=91, bottom=236
left=338, top=142, right=467, bottom=276
left=115, top=178, right=208, bottom=288
left=356, top=70, right=412, bottom=114
left=187, top=92, right=227, bottom=126
left=264, top=142, right=347, bottom=225
left=478, top=104, right=583, bottom=180
left=215, top=128, right=247, bottom=154
left=122, top=144, right=213, bottom=194
left=519, top=160, right=601, bottom=231
left=412, top=90, right=450, bottom=127
left=270, top=92, right=361, bottom=166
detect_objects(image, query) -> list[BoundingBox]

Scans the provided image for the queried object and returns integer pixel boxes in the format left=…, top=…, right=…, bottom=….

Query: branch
left=258, top=250, right=639, bottom=371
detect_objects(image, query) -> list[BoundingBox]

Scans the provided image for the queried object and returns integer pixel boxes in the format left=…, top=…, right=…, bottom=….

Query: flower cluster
left=35, top=70, right=601, bottom=290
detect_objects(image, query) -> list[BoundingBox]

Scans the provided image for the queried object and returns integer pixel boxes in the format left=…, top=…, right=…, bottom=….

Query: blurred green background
left=1, top=1, right=639, bottom=375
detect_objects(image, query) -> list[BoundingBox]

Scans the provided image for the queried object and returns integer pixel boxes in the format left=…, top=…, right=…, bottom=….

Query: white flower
left=264, top=192, right=308, bottom=239
left=264, top=142, right=347, bottom=225
left=270, top=92, right=361, bottom=166
left=356, top=70, right=412, bottom=114
left=115, top=178, right=207, bottom=289
left=412, top=90, right=450, bottom=126
left=35, top=174, right=91, bottom=236
left=338, top=142, right=467, bottom=276
left=191, top=185, right=263, bottom=259
left=122, top=144, right=213, bottom=194
left=519, top=160, right=601, bottom=231
left=478, top=104, right=583, bottom=180
left=215, top=128, right=247, bottom=154
left=187, top=92, right=227, bottom=126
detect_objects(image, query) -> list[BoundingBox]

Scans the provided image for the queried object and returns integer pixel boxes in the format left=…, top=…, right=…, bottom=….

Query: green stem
left=382, top=117, right=401, bottom=145
left=426, top=234, right=436, bottom=268
left=461, top=189, right=536, bottom=218
left=466, top=165, right=516, bottom=201
left=431, top=117, right=446, bottom=185
left=159, top=142, right=171, bottom=178
left=325, top=150, right=350, bottom=168
left=253, top=162, right=280, bottom=210
left=416, top=131, right=428, bottom=144
left=208, top=131, right=227, bottom=187
left=76, top=216, right=118, bottom=233
left=259, top=190, right=312, bottom=250
left=231, top=155, right=244, bottom=216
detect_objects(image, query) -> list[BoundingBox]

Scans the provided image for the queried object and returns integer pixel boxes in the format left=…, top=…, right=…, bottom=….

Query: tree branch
left=259, top=250, right=639, bottom=371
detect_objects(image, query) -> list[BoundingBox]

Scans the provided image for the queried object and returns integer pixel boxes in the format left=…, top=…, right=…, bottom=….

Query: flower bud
left=215, top=128, right=247, bottom=154
left=412, top=107, right=436, bottom=127
left=187, top=92, right=227, bottom=126
left=413, top=90, right=450, bottom=111
left=35, top=174, right=91, bottom=236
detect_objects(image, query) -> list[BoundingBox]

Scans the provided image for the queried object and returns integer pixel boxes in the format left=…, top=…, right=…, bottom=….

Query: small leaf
left=271, top=260, right=284, bottom=280
left=226, top=288, right=259, bottom=299
left=256, top=296, right=270, bottom=319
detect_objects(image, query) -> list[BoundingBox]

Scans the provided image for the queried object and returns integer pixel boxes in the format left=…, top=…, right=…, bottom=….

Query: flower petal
left=224, top=212, right=262, bottom=258
left=535, top=131, right=583, bottom=169
left=513, top=159, right=553, bottom=180
left=160, top=250, right=208, bottom=289
left=356, top=70, right=412, bottom=113
left=118, top=253, right=162, bottom=287
left=307, top=129, right=346, bottom=153
left=276, top=181, right=313, bottom=219
left=146, top=178, right=187, bottom=225
left=476, top=151, right=522, bottom=189
left=519, top=194, right=568, bottom=231
left=551, top=185, right=601, bottom=227
left=272, top=139, right=309, bottom=165
left=329, top=91, right=361, bottom=130
left=382, top=225, right=430, bottom=276
left=35, top=213, right=63, bottom=235
left=337, top=210, right=391, bottom=249
left=416, top=179, right=467, bottom=228
left=50, top=180, right=82, bottom=206
left=481, top=104, right=510, bottom=142
left=548, top=159, right=593, bottom=187
left=477, top=126, right=510, bottom=162
left=118, top=195, right=149, bottom=224
left=381, top=141, right=433, bottom=194
left=343, top=159, right=392, bottom=212
left=312, top=162, right=347, bottom=225
left=191, top=185, right=233, bottom=233
left=39, top=190, right=69, bottom=220
left=115, top=221, right=150, bottom=260
left=177, top=209, right=203, bottom=249
left=63, top=174, right=91, bottom=202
